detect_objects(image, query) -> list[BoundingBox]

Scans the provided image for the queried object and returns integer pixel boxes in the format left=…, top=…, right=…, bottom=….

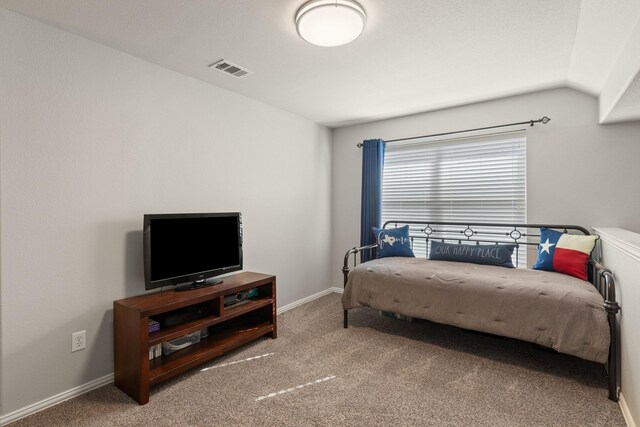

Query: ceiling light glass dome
left=295, top=0, right=366, bottom=47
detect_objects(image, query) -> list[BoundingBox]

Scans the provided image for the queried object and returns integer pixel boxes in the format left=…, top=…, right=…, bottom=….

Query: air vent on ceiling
left=209, top=59, right=252, bottom=78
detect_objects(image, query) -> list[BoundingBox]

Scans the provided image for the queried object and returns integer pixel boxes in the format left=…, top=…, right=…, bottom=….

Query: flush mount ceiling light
left=295, top=0, right=366, bottom=47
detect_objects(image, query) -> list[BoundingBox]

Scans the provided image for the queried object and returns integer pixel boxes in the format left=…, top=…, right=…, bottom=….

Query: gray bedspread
left=342, top=257, right=610, bottom=363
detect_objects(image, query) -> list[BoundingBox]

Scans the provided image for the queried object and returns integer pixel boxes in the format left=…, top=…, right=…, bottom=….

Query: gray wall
left=331, top=87, right=640, bottom=286
left=0, top=10, right=332, bottom=415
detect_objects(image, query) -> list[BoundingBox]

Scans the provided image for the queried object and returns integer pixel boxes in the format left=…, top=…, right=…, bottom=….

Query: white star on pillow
left=539, top=238, right=555, bottom=254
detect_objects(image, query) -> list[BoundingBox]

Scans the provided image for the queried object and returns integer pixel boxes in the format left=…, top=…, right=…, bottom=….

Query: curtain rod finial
left=541, top=116, right=550, bottom=124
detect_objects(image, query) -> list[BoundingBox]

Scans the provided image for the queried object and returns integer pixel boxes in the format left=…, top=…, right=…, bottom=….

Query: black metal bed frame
left=342, top=220, right=620, bottom=401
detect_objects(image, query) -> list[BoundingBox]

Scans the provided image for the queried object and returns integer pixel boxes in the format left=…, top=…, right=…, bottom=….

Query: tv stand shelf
left=114, top=271, right=276, bottom=404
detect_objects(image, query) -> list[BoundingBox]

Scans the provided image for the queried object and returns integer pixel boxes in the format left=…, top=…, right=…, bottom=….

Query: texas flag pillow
left=532, top=228, right=597, bottom=280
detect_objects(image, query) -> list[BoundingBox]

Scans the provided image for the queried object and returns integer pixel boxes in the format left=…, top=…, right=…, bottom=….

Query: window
left=382, top=130, right=526, bottom=259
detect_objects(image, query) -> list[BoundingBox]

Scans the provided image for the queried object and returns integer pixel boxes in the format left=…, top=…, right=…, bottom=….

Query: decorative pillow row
left=372, top=225, right=598, bottom=281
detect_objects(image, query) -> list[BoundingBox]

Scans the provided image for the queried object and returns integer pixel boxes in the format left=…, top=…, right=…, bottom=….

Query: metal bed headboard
left=382, top=220, right=590, bottom=269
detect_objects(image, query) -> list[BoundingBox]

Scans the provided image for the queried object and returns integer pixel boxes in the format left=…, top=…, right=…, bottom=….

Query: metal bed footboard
left=342, top=243, right=377, bottom=329
left=342, top=221, right=620, bottom=401
left=590, top=259, right=621, bottom=401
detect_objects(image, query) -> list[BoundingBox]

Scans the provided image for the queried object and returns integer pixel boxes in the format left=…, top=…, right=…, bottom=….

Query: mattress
left=342, top=257, right=610, bottom=363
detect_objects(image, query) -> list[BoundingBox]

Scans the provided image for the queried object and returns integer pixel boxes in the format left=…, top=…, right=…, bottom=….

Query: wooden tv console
left=114, top=271, right=276, bottom=404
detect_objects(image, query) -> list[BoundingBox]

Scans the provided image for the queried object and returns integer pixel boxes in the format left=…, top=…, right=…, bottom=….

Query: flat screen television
left=143, top=212, right=243, bottom=291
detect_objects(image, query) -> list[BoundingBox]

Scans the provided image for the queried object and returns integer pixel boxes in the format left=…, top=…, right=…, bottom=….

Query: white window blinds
left=382, top=130, right=526, bottom=258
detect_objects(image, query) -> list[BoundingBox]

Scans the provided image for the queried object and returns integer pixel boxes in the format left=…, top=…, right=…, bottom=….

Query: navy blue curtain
left=360, top=139, right=385, bottom=262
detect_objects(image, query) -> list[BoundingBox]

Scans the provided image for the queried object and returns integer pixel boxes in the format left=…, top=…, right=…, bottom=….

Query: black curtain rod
left=356, top=116, right=550, bottom=147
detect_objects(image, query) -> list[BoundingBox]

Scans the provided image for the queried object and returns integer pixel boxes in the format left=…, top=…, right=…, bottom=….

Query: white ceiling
left=1, top=0, right=639, bottom=127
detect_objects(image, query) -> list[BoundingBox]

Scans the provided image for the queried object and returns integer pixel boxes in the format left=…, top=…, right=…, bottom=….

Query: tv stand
left=174, top=278, right=222, bottom=292
left=114, top=271, right=276, bottom=404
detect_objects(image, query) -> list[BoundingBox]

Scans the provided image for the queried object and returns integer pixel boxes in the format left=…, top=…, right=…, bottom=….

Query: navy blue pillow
left=373, top=225, right=415, bottom=258
left=428, top=241, right=515, bottom=268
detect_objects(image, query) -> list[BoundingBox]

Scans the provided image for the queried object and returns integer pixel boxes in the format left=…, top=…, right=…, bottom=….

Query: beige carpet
left=10, top=293, right=624, bottom=426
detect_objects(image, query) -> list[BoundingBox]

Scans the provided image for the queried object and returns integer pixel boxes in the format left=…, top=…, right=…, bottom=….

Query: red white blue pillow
left=532, top=228, right=597, bottom=280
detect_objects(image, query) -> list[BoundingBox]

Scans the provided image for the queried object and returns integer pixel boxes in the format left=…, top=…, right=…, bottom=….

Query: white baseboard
left=1, top=286, right=344, bottom=425
left=277, top=286, right=342, bottom=314
left=0, top=373, right=113, bottom=426
left=620, top=392, right=637, bottom=427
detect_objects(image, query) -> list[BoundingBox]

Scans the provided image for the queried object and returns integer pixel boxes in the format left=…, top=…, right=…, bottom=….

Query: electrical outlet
left=71, top=330, right=86, bottom=352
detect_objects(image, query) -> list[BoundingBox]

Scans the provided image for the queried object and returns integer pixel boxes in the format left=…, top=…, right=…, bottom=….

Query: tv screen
left=143, top=212, right=243, bottom=291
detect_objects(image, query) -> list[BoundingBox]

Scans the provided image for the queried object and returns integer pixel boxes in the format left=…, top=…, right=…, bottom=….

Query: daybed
left=341, top=221, right=620, bottom=401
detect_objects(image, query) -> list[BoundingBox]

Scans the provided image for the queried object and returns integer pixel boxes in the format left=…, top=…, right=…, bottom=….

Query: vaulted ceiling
left=2, top=0, right=639, bottom=127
